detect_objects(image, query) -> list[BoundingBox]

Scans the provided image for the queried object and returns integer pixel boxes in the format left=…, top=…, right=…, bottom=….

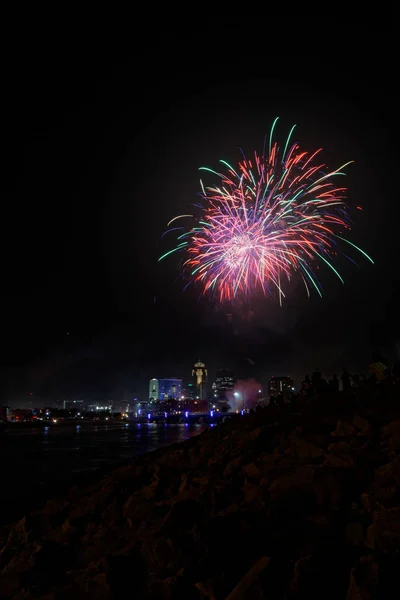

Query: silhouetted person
left=393, top=361, right=400, bottom=385
left=301, top=374, right=312, bottom=397
left=319, top=378, right=329, bottom=394
left=341, top=368, right=352, bottom=393
left=352, top=373, right=360, bottom=390
left=368, top=350, right=389, bottom=384
left=330, top=373, right=339, bottom=393
left=312, top=368, right=322, bottom=393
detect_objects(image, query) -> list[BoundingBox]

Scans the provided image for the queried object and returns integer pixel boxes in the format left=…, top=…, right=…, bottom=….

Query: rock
left=314, top=469, right=343, bottom=510
left=346, top=555, right=379, bottom=600
left=106, top=548, right=147, bottom=598
left=387, top=434, right=400, bottom=451
left=345, top=521, right=365, bottom=546
left=290, top=554, right=312, bottom=593
left=369, top=455, right=400, bottom=507
left=324, top=452, right=354, bottom=468
left=367, top=507, right=400, bottom=551
left=160, top=449, right=185, bottom=469
left=207, top=456, right=224, bottom=475
left=269, top=466, right=315, bottom=512
left=242, top=462, right=261, bottom=480
left=1, top=543, right=38, bottom=586
left=14, top=517, right=31, bottom=541
left=83, top=572, right=110, bottom=598
left=41, top=498, right=69, bottom=517
left=383, top=419, right=400, bottom=439
left=0, top=519, right=39, bottom=571
left=289, top=435, right=325, bottom=460
left=191, top=475, right=210, bottom=488
left=353, top=414, right=370, bottom=431
left=242, top=483, right=263, bottom=508
left=327, top=441, right=352, bottom=454
left=162, top=499, right=205, bottom=533
left=224, top=457, right=242, bottom=478
left=360, top=493, right=382, bottom=515
left=222, top=504, right=239, bottom=516
left=141, top=536, right=177, bottom=579
left=331, top=421, right=356, bottom=437
left=61, top=519, right=77, bottom=536
left=69, top=485, right=82, bottom=501
left=178, top=474, right=188, bottom=493
left=250, top=427, right=263, bottom=440
left=138, top=480, right=158, bottom=501
left=371, top=486, right=397, bottom=507
left=374, top=454, right=400, bottom=485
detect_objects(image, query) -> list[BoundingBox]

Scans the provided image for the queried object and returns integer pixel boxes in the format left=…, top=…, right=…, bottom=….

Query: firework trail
left=159, top=118, right=373, bottom=303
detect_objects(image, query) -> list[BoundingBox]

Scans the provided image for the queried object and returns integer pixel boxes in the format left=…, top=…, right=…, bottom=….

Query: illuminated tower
left=149, top=378, right=159, bottom=403
left=192, top=359, right=208, bottom=401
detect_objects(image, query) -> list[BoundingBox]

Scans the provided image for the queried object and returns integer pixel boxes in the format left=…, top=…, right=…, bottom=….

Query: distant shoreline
left=0, top=418, right=128, bottom=432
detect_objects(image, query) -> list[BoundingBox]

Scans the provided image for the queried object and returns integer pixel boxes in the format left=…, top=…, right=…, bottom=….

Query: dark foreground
left=0, top=389, right=399, bottom=599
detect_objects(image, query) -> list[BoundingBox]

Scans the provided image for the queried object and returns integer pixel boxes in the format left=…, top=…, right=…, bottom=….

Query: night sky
left=2, top=25, right=399, bottom=404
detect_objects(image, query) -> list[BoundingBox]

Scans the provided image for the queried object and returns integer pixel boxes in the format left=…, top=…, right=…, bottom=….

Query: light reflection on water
left=0, top=422, right=205, bottom=517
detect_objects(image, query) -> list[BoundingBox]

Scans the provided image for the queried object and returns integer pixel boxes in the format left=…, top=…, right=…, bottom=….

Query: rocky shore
left=1, top=389, right=399, bottom=599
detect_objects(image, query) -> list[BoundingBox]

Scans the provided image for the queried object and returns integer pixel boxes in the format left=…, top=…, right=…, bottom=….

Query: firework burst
left=159, top=118, right=373, bottom=303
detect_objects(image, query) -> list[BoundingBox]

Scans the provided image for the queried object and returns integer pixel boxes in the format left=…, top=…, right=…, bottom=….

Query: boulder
left=242, top=462, right=261, bottom=480
left=331, top=421, right=356, bottom=437
left=289, top=435, right=325, bottom=461
left=346, top=555, right=379, bottom=600
left=269, top=466, right=315, bottom=513
left=366, top=507, right=400, bottom=551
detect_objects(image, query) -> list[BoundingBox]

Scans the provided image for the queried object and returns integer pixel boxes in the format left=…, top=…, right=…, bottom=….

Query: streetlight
left=234, top=391, right=245, bottom=412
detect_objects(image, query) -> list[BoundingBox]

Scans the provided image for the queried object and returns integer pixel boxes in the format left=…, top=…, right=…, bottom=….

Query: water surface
left=0, top=421, right=204, bottom=524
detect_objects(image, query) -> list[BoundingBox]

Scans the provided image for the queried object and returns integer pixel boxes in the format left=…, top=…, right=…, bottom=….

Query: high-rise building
left=215, top=369, right=235, bottom=398
left=149, top=378, right=159, bottom=402
left=268, top=376, right=293, bottom=399
left=63, top=400, right=85, bottom=411
left=192, top=359, right=207, bottom=401
left=181, top=382, right=196, bottom=400
left=158, top=378, right=182, bottom=400
left=86, top=402, right=112, bottom=412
